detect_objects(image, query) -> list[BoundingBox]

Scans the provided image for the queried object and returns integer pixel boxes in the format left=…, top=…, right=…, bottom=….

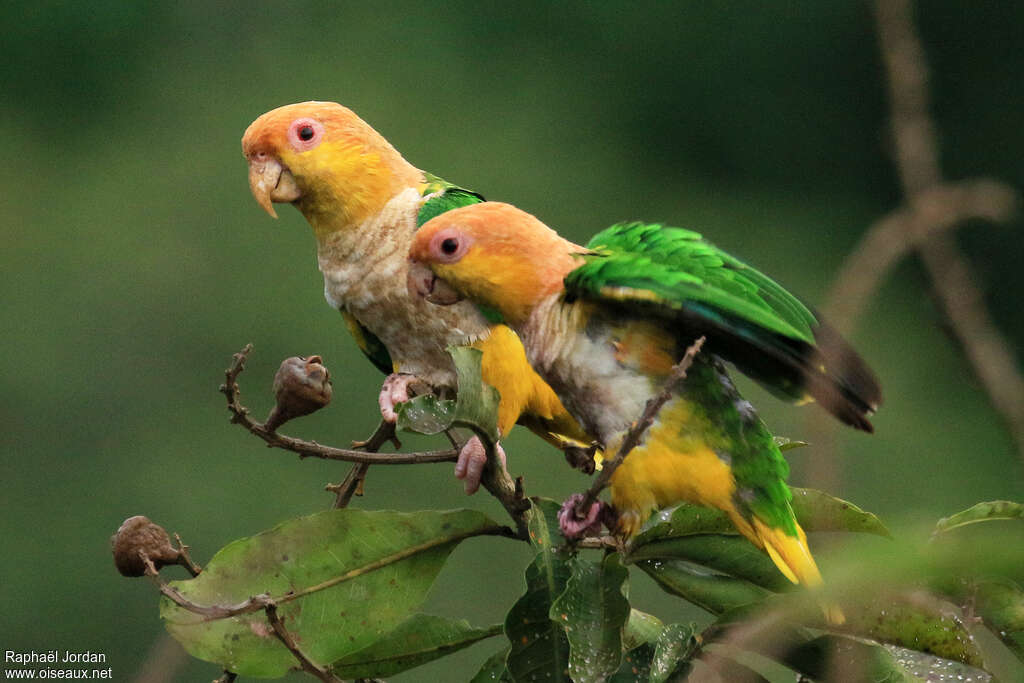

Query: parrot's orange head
left=242, top=101, right=421, bottom=229
left=408, top=203, right=585, bottom=326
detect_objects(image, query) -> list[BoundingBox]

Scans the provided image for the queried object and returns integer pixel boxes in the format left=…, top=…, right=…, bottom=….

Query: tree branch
left=573, top=337, right=705, bottom=519
left=326, top=421, right=402, bottom=508
left=220, top=345, right=458, bottom=465
left=807, top=0, right=1023, bottom=486
left=445, top=428, right=531, bottom=540
left=825, top=179, right=1016, bottom=336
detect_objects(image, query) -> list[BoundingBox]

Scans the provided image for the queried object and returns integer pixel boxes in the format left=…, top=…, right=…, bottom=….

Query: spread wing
left=565, top=222, right=881, bottom=431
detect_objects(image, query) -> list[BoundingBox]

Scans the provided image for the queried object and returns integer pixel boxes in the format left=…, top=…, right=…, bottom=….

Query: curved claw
left=455, top=436, right=507, bottom=495
left=378, top=373, right=417, bottom=423
left=558, top=494, right=605, bottom=539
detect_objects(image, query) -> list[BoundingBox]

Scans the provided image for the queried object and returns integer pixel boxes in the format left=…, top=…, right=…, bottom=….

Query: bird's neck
left=499, top=242, right=584, bottom=328
left=300, top=150, right=425, bottom=242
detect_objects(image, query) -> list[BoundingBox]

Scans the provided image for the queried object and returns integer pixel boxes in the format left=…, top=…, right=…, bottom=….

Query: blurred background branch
left=808, top=0, right=1023, bottom=491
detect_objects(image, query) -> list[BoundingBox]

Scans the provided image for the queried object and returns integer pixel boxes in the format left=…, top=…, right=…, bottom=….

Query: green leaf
left=526, top=497, right=568, bottom=552
left=701, top=613, right=915, bottom=682
left=773, top=435, right=809, bottom=451
left=632, top=505, right=736, bottom=543
left=883, top=644, right=995, bottom=683
left=160, top=508, right=499, bottom=678
left=550, top=554, right=630, bottom=682
left=505, top=499, right=572, bottom=682
left=702, top=642, right=802, bottom=681
left=637, top=558, right=771, bottom=615
left=933, top=500, right=1024, bottom=537
left=395, top=393, right=456, bottom=434
left=649, top=623, right=698, bottom=683
left=781, top=634, right=915, bottom=682
left=631, top=488, right=889, bottom=547
left=396, top=346, right=501, bottom=446
left=934, top=576, right=1024, bottom=660
left=447, top=345, right=502, bottom=445
left=842, top=594, right=986, bottom=667
left=779, top=634, right=995, bottom=682
left=974, top=579, right=1024, bottom=659
left=608, top=643, right=655, bottom=682
left=627, top=534, right=792, bottom=591
left=704, top=610, right=998, bottom=682
left=470, top=646, right=513, bottom=682
left=329, top=614, right=502, bottom=679
left=621, top=609, right=664, bottom=651
left=962, top=615, right=1024, bottom=682
left=789, top=487, right=892, bottom=537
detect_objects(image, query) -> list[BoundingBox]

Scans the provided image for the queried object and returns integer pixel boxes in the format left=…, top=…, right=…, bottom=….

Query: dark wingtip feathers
left=806, top=320, right=882, bottom=433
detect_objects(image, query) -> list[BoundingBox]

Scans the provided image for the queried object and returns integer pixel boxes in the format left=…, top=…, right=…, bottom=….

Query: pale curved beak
left=407, top=260, right=463, bottom=305
left=247, top=155, right=301, bottom=218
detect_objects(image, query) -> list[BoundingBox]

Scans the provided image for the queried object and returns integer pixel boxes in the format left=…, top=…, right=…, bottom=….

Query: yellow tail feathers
left=752, top=518, right=845, bottom=625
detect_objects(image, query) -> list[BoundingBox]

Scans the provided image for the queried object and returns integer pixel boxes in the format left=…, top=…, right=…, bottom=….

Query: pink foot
left=455, top=436, right=507, bottom=495
left=378, top=373, right=416, bottom=423
left=558, top=494, right=605, bottom=539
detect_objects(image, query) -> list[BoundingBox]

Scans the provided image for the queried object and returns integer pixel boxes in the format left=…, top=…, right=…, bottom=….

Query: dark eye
left=288, top=117, right=324, bottom=151
left=441, top=238, right=459, bottom=255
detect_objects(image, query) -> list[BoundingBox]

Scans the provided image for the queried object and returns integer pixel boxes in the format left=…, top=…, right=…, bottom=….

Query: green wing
left=340, top=310, right=393, bottom=375
left=565, top=222, right=881, bottom=431
left=573, top=222, right=817, bottom=341
left=417, top=173, right=484, bottom=228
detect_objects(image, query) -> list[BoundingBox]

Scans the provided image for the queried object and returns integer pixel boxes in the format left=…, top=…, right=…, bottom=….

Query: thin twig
left=220, top=346, right=458, bottom=465
left=573, top=337, right=705, bottom=518
left=265, top=602, right=342, bottom=682
left=327, top=421, right=400, bottom=508
left=172, top=533, right=202, bottom=577
left=351, top=419, right=402, bottom=451
left=327, top=463, right=371, bottom=508
left=144, top=555, right=272, bottom=619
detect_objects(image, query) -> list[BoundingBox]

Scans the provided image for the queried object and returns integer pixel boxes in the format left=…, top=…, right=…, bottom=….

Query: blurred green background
left=3, top=1, right=1022, bottom=680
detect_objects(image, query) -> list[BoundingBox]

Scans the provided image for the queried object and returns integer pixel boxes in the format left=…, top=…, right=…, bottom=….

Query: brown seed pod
left=265, top=355, right=333, bottom=431
left=111, top=516, right=181, bottom=577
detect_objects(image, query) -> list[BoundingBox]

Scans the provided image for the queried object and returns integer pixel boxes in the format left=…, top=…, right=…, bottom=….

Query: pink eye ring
left=429, top=227, right=472, bottom=263
left=287, top=117, right=325, bottom=152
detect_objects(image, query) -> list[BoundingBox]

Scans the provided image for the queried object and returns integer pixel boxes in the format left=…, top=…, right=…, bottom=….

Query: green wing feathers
left=340, top=310, right=394, bottom=375
left=418, top=174, right=484, bottom=227
left=566, top=222, right=882, bottom=431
